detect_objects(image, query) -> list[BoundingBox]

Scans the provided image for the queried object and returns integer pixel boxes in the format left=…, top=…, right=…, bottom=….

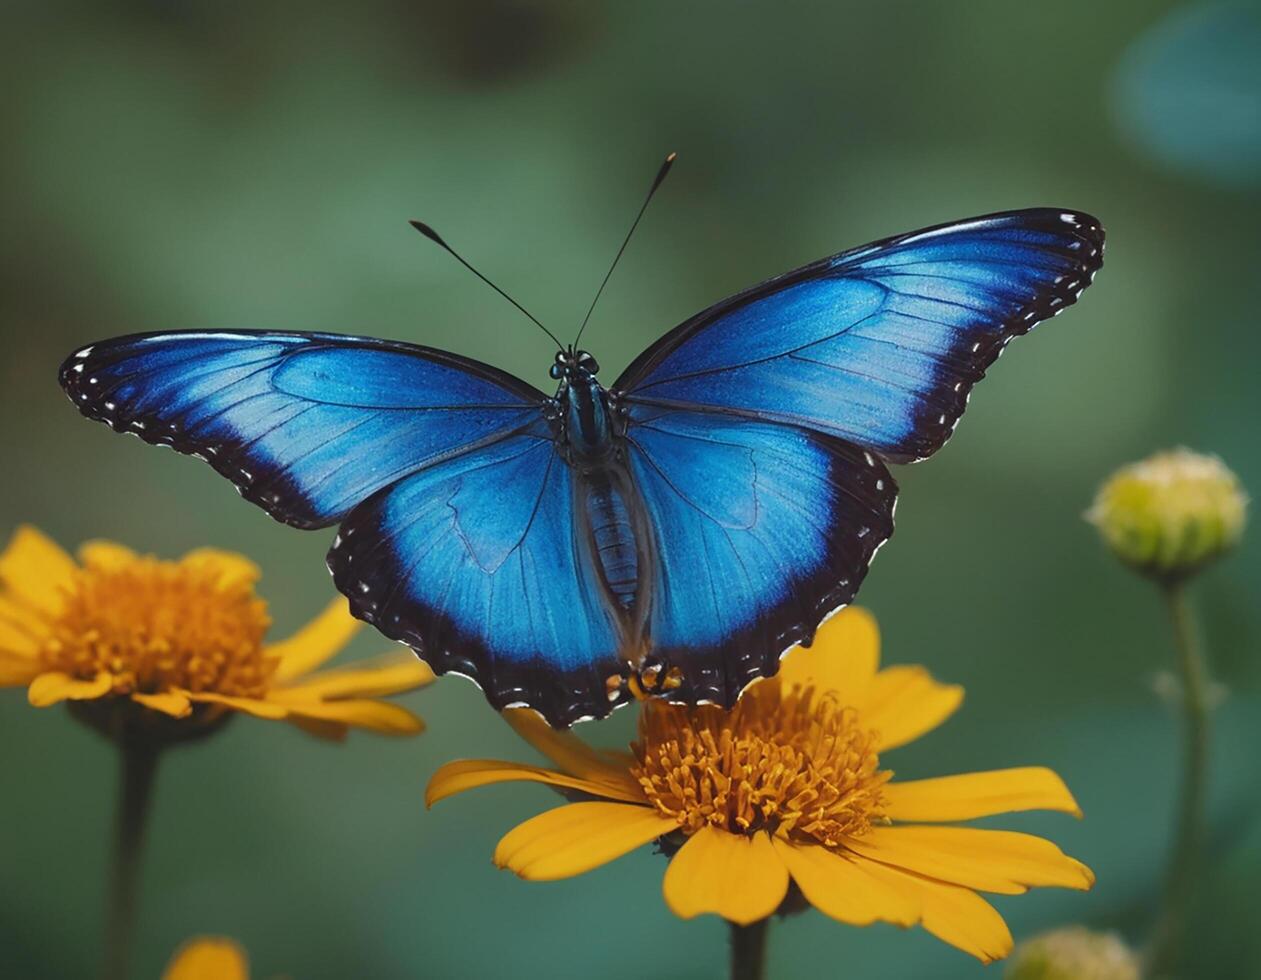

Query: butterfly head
left=549, top=349, right=600, bottom=381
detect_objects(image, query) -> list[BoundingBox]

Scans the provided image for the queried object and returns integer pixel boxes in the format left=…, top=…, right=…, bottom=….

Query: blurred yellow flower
left=1006, top=926, right=1140, bottom=980
left=162, top=937, right=249, bottom=980
left=1087, top=447, right=1247, bottom=580
left=0, top=525, right=433, bottom=739
left=428, top=608, right=1092, bottom=963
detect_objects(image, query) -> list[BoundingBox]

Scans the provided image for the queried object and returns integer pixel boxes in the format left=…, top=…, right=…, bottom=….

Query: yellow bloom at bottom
left=0, top=525, right=434, bottom=739
left=428, top=608, right=1092, bottom=963
left=162, top=937, right=249, bottom=980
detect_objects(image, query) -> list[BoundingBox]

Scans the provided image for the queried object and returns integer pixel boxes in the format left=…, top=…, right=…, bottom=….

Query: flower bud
left=1087, top=448, right=1247, bottom=581
left=1005, top=927, right=1140, bottom=980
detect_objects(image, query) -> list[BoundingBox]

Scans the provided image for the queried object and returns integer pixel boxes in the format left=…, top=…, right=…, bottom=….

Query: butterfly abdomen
left=578, top=469, right=643, bottom=611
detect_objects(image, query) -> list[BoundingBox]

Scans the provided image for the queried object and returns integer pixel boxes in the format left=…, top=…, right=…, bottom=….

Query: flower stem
left=102, top=738, right=161, bottom=980
left=729, top=919, right=770, bottom=980
left=1147, top=580, right=1211, bottom=976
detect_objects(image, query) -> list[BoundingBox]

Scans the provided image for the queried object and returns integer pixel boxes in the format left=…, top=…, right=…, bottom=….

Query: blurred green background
left=2, top=2, right=1258, bottom=977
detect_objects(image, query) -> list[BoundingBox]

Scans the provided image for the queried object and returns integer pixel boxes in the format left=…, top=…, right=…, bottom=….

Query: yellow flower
left=0, top=525, right=433, bottom=739
left=428, top=608, right=1092, bottom=964
left=162, top=937, right=249, bottom=980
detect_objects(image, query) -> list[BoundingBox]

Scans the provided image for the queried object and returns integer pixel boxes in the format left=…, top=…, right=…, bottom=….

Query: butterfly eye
left=549, top=363, right=564, bottom=380
left=577, top=352, right=600, bottom=374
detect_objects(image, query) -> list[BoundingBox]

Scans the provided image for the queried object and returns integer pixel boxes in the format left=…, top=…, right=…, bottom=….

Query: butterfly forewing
left=615, top=208, right=1104, bottom=463
left=60, top=331, right=546, bottom=528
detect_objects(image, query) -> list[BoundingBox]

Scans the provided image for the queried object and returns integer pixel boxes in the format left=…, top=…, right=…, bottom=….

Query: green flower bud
left=1005, top=927, right=1140, bottom=980
left=1087, top=448, right=1247, bottom=581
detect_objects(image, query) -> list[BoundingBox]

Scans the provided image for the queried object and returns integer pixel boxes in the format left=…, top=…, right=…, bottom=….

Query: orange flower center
left=631, top=684, right=890, bottom=846
left=39, top=555, right=276, bottom=698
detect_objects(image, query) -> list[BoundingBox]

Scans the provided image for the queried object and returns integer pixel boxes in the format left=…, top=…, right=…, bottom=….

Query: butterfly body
left=60, top=207, right=1104, bottom=727
left=551, top=349, right=661, bottom=679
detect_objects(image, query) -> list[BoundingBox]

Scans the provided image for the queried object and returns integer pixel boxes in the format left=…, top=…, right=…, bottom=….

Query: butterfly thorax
left=552, top=351, right=615, bottom=460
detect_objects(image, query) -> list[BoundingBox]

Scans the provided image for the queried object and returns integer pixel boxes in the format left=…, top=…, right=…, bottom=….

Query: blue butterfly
left=59, top=199, right=1103, bottom=727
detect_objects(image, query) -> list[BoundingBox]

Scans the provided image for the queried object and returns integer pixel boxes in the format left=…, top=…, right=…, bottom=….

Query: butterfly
left=58, top=166, right=1104, bottom=727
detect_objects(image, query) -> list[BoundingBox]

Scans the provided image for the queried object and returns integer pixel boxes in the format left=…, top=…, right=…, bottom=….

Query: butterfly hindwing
left=615, top=209, right=1104, bottom=462
left=624, top=405, right=896, bottom=707
left=327, top=423, right=625, bottom=727
left=59, top=331, right=545, bottom=528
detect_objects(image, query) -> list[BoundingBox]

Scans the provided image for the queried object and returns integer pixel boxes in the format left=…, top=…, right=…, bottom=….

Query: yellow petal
left=778, top=606, right=880, bottom=702
left=505, top=707, right=639, bottom=789
left=162, top=936, right=249, bottom=980
left=885, top=767, right=1082, bottom=822
left=77, top=540, right=139, bottom=571
left=662, top=828, right=789, bottom=925
left=180, top=548, right=260, bottom=590
left=861, top=666, right=963, bottom=750
left=771, top=837, right=918, bottom=926
left=426, top=759, right=644, bottom=808
left=0, top=596, right=47, bottom=656
left=494, top=801, right=675, bottom=881
left=854, top=858, right=1014, bottom=963
left=27, top=670, right=112, bottom=706
left=280, top=697, right=424, bottom=735
left=132, top=691, right=193, bottom=718
left=0, top=649, right=41, bottom=686
left=185, top=691, right=288, bottom=719
left=267, top=598, right=362, bottom=681
left=844, top=826, right=1094, bottom=894
left=0, top=627, right=40, bottom=661
left=271, top=650, right=434, bottom=701
left=0, top=525, right=77, bottom=614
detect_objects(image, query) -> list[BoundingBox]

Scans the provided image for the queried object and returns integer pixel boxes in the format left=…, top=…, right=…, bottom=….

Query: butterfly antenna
left=410, top=220, right=565, bottom=352
left=572, top=152, right=676, bottom=350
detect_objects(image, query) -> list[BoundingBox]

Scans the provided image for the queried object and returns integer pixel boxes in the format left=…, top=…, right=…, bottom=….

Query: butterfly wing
left=61, top=330, right=628, bottom=724
left=59, top=331, right=546, bottom=528
left=327, top=423, right=625, bottom=727
left=615, top=208, right=1104, bottom=462
left=610, top=209, right=1102, bottom=703
left=623, top=405, right=896, bottom=707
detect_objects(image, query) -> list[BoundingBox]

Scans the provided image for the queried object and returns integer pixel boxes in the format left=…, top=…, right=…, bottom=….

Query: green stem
left=102, top=739, right=161, bottom=980
left=1147, top=581, right=1211, bottom=977
left=729, top=919, right=770, bottom=980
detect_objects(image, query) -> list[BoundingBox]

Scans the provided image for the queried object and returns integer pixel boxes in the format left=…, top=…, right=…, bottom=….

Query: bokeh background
left=2, top=2, right=1259, bottom=977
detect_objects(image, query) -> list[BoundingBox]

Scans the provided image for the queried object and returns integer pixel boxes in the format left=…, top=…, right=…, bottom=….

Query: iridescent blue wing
left=615, top=209, right=1104, bottom=462
left=327, top=423, right=624, bottom=728
left=625, top=406, right=896, bottom=707
left=59, top=331, right=546, bottom=528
